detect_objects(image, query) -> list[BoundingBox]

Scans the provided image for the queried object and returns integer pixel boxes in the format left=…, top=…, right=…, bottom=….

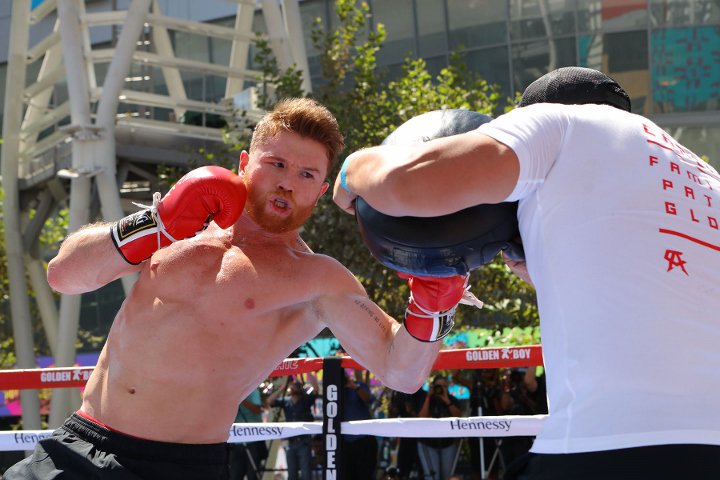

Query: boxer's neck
left=230, top=214, right=304, bottom=249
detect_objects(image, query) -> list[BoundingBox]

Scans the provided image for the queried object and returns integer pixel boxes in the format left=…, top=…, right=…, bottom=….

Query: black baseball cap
left=519, top=66, right=631, bottom=112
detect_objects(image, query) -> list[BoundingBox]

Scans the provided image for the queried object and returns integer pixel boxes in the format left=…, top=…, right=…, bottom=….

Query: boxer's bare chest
left=131, top=234, right=324, bottom=329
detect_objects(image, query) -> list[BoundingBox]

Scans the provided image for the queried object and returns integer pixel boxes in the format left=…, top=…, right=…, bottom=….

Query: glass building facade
left=2, top=0, right=719, bottom=165
left=138, top=0, right=720, bottom=166
left=304, top=0, right=720, bottom=166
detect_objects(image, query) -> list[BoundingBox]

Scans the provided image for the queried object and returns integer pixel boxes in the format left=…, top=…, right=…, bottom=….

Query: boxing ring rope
left=0, top=346, right=545, bottom=452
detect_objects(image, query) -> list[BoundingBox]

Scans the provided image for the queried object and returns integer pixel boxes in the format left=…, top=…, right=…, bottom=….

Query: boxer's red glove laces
left=400, top=273, right=483, bottom=342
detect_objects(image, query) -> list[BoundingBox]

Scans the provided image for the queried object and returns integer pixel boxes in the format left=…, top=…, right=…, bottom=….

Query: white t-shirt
left=477, top=103, right=720, bottom=454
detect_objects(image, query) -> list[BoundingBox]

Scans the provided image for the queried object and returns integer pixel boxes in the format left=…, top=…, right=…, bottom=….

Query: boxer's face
left=240, top=131, right=330, bottom=233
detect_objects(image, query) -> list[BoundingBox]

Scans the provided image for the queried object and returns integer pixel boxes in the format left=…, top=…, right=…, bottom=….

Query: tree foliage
left=0, top=188, right=92, bottom=367
left=245, top=0, right=538, bottom=330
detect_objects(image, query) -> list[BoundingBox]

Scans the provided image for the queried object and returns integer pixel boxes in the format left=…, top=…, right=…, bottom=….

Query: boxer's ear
left=239, top=151, right=250, bottom=174
left=316, top=182, right=330, bottom=205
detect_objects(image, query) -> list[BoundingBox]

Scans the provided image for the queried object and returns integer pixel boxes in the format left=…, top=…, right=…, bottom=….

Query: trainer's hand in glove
left=401, top=273, right=482, bottom=342
left=111, top=166, right=247, bottom=264
left=501, top=251, right=533, bottom=286
left=333, top=154, right=360, bottom=215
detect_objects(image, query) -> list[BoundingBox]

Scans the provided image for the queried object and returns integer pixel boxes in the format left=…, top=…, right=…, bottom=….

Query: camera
left=433, top=385, right=444, bottom=395
left=384, top=467, right=400, bottom=480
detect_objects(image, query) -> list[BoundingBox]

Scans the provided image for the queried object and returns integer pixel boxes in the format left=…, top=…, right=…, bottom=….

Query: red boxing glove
left=401, top=273, right=470, bottom=342
left=111, top=166, right=247, bottom=264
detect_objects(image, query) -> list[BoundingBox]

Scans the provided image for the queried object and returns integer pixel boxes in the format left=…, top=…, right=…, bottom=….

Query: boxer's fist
left=401, top=273, right=469, bottom=342
left=111, top=166, right=247, bottom=264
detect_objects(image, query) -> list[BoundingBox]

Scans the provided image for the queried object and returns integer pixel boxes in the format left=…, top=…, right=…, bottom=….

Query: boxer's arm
left=47, top=223, right=144, bottom=294
left=49, top=167, right=246, bottom=294
left=330, top=295, right=441, bottom=393
left=316, top=272, right=441, bottom=393
left=333, top=133, right=519, bottom=217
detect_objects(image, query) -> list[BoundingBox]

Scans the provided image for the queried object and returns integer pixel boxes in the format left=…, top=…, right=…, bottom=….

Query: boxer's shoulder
left=300, top=253, right=366, bottom=299
left=146, top=234, right=229, bottom=273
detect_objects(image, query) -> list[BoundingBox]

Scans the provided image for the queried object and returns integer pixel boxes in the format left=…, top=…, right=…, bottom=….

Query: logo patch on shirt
left=664, top=249, right=688, bottom=275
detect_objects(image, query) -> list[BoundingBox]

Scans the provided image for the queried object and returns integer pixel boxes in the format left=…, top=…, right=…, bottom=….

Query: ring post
left=322, top=357, right=344, bottom=480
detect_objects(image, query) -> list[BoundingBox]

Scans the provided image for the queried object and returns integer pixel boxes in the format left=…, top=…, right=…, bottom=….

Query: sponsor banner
left=0, top=416, right=546, bottom=451
left=0, top=430, right=54, bottom=452
left=343, top=415, right=546, bottom=438
left=1, top=347, right=544, bottom=392
left=435, top=346, right=544, bottom=370
left=0, top=367, right=94, bottom=391
left=0, top=423, right=325, bottom=451
left=228, top=422, right=321, bottom=443
left=268, top=357, right=324, bottom=378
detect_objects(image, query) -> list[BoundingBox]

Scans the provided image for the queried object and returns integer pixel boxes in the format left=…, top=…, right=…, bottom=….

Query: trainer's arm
left=47, top=224, right=143, bottom=295
left=317, top=278, right=441, bottom=393
left=334, top=132, right=519, bottom=217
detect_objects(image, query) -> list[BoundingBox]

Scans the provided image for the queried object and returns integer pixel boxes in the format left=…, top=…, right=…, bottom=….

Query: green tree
left=0, top=187, right=101, bottom=366
left=248, top=0, right=538, bottom=331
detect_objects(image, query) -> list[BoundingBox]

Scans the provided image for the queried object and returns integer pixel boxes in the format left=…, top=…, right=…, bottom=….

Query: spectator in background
left=266, top=377, right=317, bottom=480
left=504, top=368, right=549, bottom=478
left=230, top=388, right=268, bottom=480
left=454, top=369, right=505, bottom=480
left=342, top=368, right=378, bottom=480
left=388, top=389, right=425, bottom=480
left=499, top=369, right=537, bottom=471
left=417, top=375, right=462, bottom=480
left=524, top=367, right=548, bottom=415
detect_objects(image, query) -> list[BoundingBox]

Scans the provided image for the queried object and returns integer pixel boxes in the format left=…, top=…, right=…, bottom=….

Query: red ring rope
left=0, top=345, right=543, bottom=391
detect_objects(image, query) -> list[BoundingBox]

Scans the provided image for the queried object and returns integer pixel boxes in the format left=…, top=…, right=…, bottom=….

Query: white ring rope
left=0, top=415, right=546, bottom=451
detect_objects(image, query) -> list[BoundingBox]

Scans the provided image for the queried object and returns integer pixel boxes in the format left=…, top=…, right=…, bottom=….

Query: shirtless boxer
left=334, top=68, right=720, bottom=479
left=5, top=98, right=468, bottom=479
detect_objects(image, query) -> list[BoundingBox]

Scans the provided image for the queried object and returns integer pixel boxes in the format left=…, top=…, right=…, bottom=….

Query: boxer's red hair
left=250, top=98, right=344, bottom=170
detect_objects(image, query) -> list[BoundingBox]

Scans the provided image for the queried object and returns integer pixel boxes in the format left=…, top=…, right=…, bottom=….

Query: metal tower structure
left=1, top=0, right=311, bottom=429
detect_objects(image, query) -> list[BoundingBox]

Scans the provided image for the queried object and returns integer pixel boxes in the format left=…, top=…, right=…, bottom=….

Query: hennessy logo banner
left=343, top=415, right=545, bottom=438
left=228, top=422, right=320, bottom=443
left=0, top=431, right=53, bottom=451
left=0, top=416, right=546, bottom=451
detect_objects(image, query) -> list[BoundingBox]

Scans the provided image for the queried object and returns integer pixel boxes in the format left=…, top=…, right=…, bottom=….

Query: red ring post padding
left=0, top=346, right=543, bottom=391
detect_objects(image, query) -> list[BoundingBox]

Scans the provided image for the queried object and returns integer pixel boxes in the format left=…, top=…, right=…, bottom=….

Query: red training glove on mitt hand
left=111, top=166, right=247, bottom=264
left=401, top=273, right=470, bottom=342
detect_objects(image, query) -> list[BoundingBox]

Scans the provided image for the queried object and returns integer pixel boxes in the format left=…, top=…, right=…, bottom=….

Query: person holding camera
left=499, top=369, right=537, bottom=472
left=230, top=388, right=269, bottom=480
left=388, top=388, right=426, bottom=479
left=341, top=369, right=378, bottom=480
left=417, top=376, right=462, bottom=480
left=266, top=378, right=317, bottom=480
left=454, top=369, right=505, bottom=480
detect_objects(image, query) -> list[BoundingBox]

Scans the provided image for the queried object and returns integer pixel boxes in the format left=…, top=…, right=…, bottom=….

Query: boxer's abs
left=82, top=324, right=252, bottom=443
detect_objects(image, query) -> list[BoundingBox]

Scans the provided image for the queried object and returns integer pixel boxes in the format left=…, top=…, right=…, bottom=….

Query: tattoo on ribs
left=353, top=299, right=387, bottom=332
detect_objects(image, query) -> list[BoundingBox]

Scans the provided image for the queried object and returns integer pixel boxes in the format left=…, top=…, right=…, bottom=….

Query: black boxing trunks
left=3, top=412, right=229, bottom=480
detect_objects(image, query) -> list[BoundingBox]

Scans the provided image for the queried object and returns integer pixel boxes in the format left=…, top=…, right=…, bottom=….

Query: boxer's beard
left=245, top=188, right=315, bottom=233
